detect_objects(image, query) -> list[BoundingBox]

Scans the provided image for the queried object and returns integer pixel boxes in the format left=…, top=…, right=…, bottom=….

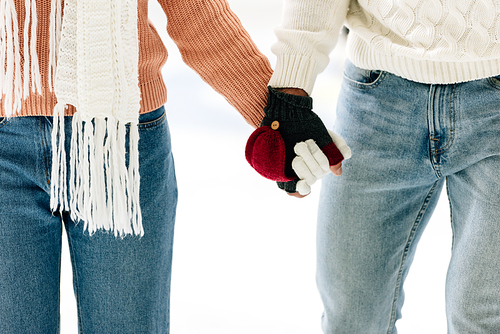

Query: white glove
left=292, top=130, right=351, bottom=195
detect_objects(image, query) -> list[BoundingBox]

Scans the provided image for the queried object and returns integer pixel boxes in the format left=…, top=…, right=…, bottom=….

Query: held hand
left=275, top=87, right=308, bottom=97
left=331, top=163, right=343, bottom=176
left=277, top=89, right=350, bottom=197
left=285, top=162, right=342, bottom=198
left=289, top=130, right=351, bottom=196
left=246, top=87, right=350, bottom=197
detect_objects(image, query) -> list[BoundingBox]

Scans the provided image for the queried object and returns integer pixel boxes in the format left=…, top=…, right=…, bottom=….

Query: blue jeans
left=318, top=60, right=500, bottom=334
left=0, top=106, right=177, bottom=333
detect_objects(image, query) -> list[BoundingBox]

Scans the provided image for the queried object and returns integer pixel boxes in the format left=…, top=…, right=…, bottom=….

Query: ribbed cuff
left=139, top=76, right=168, bottom=114
left=268, top=54, right=320, bottom=95
left=264, top=86, right=314, bottom=121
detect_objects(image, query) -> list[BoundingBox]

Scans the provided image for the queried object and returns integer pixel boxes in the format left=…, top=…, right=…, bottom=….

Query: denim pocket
left=343, top=59, right=385, bottom=89
left=0, top=117, right=8, bottom=129
left=487, top=75, right=500, bottom=90
left=138, top=106, right=166, bottom=131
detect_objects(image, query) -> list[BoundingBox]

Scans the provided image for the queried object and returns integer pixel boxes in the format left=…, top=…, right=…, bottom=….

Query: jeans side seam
left=40, top=118, right=52, bottom=187
left=64, top=220, right=84, bottom=334
left=446, top=177, right=456, bottom=252
left=57, top=216, right=64, bottom=334
left=387, top=181, right=440, bottom=334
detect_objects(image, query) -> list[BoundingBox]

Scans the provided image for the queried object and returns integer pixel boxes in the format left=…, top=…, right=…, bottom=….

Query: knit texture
left=270, top=0, right=500, bottom=93
left=2, top=0, right=272, bottom=236
left=2, top=0, right=272, bottom=128
left=46, top=0, right=143, bottom=237
left=246, top=87, right=343, bottom=182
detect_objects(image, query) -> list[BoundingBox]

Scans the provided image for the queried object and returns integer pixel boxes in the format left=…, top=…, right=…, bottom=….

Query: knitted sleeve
left=269, top=0, right=350, bottom=95
left=158, top=0, right=272, bottom=128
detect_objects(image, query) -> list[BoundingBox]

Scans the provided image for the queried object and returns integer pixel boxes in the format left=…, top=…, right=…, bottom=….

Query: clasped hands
left=246, top=87, right=351, bottom=197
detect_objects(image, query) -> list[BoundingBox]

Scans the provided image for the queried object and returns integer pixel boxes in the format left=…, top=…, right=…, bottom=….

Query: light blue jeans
left=0, top=106, right=177, bottom=333
left=318, top=59, right=500, bottom=334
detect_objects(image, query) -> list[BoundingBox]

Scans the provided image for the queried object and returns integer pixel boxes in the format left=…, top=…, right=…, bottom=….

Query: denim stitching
left=0, top=117, right=8, bottom=129
left=56, top=215, right=63, bottom=334
left=429, top=85, right=456, bottom=178
left=138, top=110, right=166, bottom=130
left=428, top=86, right=441, bottom=177
left=435, top=84, right=456, bottom=155
left=343, top=70, right=387, bottom=89
left=446, top=177, right=456, bottom=252
left=387, top=181, right=440, bottom=334
left=40, top=118, right=52, bottom=187
left=486, top=76, right=500, bottom=90
left=64, top=219, right=85, bottom=334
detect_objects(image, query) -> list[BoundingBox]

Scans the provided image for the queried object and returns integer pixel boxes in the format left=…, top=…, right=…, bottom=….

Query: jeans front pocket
left=138, top=106, right=167, bottom=130
left=487, top=75, right=500, bottom=90
left=0, top=117, right=8, bottom=129
left=136, top=105, right=172, bottom=157
left=342, top=59, right=386, bottom=89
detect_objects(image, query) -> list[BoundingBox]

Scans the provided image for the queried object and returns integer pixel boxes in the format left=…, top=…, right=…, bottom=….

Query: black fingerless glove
left=245, top=87, right=344, bottom=192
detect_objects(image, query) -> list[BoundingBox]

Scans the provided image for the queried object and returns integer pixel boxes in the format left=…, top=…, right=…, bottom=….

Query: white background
left=60, top=1, right=453, bottom=333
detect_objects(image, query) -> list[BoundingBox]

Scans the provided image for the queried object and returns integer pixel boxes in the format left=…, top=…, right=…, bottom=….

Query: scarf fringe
left=51, top=110, right=143, bottom=237
left=50, top=102, right=69, bottom=212
left=6, top=0, right=143, bottom=237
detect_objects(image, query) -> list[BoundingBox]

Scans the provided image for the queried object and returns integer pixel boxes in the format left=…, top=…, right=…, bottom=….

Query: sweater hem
left=347, top=34, right=500, bottom=84
left=0, top=76, right=168, bottom=118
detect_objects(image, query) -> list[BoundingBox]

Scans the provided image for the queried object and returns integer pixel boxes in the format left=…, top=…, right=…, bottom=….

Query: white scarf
left=2, top=0, right=143, bottom=237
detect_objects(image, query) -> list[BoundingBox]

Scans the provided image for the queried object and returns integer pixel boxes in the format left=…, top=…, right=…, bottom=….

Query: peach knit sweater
left=1, top=0, right=273, bottom=128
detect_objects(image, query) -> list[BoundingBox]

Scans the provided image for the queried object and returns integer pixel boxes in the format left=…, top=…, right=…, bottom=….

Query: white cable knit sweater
left=270, top=0, right=500, bottom=93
